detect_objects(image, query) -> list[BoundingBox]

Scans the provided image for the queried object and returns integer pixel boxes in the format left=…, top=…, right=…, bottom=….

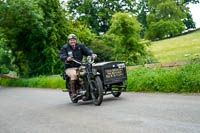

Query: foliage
left=127, top=60, right=200, bottom=93
left=183, top=10, right=196, bottom=30
left=67, top=0, right=136, bottom=34
left=136, top=0, right=149, bottom=38
left=1, top=60, right=200, bottom=93
left=88, top=38, right=113, bottom=62
left=0, top=0, right=47, bottom=76
left=36, top=0, right=72, bottom=76
left=178, top=0, right=197, bottom=30
left=0, top=0, right=95, bottom=77
left=136, top=0, right=199, bottom=39
left=0, top=0, right=199, bottom=76
left=0, top=0, right=42, bottom=75
left=184, top=0, right=199, bottom=4
left=68, top=0, right=199, bottom=36
left=0, top=43, right=16, bottom=74
left=0, top=75, right=65, bottom=89
left=107, top=12, right=152, bottom=65
left=70, top=21, right=96, bottom=47
left=0, top=32, right=10, bottom=74
left=145, top=0, right=186, bottom=40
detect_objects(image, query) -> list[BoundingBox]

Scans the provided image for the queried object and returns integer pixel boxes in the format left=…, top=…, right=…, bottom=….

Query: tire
left=90, top=76, right=103, bottom=106
left=111, top=88, right=122, bottom=97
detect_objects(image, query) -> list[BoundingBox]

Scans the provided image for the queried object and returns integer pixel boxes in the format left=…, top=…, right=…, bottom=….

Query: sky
left=188, top=3, right=200, bottom=28
left=61, top=0, right=200, bottom=28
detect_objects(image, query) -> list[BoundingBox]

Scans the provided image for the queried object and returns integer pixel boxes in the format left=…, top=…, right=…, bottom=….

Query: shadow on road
left=60, top=96, right=125, bottom=107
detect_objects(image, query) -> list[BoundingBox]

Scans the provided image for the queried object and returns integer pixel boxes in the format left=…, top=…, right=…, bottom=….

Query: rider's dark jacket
left=59, top=43, right=93, bottom=69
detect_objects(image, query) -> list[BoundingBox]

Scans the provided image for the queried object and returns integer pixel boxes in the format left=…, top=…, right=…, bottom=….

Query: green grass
left=150, top=29, right=200, bottom=62
left=0, top=75, right=65, bottom=89
left=127, top=59, right=200, bottom=93
left=1, top=60, right=200, bottom=93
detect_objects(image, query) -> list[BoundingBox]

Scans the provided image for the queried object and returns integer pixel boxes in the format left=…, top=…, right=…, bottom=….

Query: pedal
left=72, top=95, right=80, bottom=100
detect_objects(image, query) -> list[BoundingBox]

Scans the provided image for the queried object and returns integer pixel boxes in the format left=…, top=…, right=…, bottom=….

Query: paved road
left=0, top=86, right=200, bottom=133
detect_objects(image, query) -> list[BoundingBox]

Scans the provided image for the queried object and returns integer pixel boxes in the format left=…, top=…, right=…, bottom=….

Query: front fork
left=86, top=73, right=96, bottom=100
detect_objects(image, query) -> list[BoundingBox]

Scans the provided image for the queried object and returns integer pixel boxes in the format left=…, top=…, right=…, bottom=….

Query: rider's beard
left=70, top=43, right=76, bottom=49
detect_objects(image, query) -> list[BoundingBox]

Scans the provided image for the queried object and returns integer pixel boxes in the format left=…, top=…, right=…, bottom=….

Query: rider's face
left=69, top=39, right=76, bottom=48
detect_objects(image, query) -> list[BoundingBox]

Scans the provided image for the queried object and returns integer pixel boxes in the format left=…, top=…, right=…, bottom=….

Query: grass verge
left=127, top=59, right=200, bottom=93
left=0, top=75, right=65, bottom=89
left=1, top=60, right=200, bottom=93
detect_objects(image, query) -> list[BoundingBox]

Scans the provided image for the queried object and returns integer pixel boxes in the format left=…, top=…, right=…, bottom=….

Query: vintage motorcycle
left=61, top=56, right=127, bottom=106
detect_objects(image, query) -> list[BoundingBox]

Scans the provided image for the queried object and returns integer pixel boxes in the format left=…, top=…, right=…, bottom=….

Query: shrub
left=0, top=75, right=65, bottom=89
left=127, top=61, right=200, bottom=93
left=1, top=60, right=200, bottom=93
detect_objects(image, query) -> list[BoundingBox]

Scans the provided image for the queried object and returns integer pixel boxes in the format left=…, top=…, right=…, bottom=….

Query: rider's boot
left=70, top=80, right=77, bottom=98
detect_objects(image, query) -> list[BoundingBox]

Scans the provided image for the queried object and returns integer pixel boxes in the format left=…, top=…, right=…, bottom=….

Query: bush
left=106, top=12, right=151, bottom=65
left=0, top=75, right=65, bottom=89
left=1, top=60, right=200, bottom=93
left=88, top=39, right=113, bottom=62
left=127, top=61, right=200, bottom=93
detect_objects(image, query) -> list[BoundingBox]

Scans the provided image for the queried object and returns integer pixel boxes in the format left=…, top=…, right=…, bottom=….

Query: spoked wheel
left=90, top=76, right=103, bottom=106
left=66, top=81, right=78, bottom=103
left=111, top=88, right=122, bottom=97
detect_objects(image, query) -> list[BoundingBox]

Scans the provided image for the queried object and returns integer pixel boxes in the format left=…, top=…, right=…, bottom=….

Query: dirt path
left=127, top=60, right=188, bottom=70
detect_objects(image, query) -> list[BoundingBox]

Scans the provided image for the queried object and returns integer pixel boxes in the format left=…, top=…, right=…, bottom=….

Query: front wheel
left=90, top=76, right=103, bottom=106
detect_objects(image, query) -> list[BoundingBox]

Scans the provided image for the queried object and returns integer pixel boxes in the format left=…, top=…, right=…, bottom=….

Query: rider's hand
left=66, top=57, right=72, bottom=61
left=92, top=54, right=97, bottom=59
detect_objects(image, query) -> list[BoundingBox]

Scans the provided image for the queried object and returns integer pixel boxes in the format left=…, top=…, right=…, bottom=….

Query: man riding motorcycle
left=59, top=34, right=97, bottom=98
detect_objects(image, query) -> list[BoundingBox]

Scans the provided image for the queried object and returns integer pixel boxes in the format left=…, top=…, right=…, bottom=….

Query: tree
left=136, top=0, right=149, bottom=38
left=88, top=38, right=113, bottom=62
left=0, top=29, right=17, bottom=74
left=145, top=0, right=186, bottom=40
left=107, top=12, right=151, bottom=65
left=0, top=0, right=46, bottom=76
left=183, top=11, right=196, bottom=30
left=184, top=0, right=199, bottom=4
left=181, top=0, right=199, bottom=29
left=136, top=0, right=199, bottom=37
left=33, top=0, right=73, bottom=76
left=67, top=0, right=136, bottom=34
left=0, top=0, right=96, bottom=76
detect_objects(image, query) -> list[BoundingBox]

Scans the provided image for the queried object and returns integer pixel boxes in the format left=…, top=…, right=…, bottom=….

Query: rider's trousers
left=65, top=67, right=78, bottom=80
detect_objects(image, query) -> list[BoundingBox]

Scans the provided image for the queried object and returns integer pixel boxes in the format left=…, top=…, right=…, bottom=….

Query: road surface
left=0, top=86, right=200, bottom=133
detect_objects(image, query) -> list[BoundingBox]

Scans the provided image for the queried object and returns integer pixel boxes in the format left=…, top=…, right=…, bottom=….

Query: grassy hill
left=149, top=29, right=200, bottom=62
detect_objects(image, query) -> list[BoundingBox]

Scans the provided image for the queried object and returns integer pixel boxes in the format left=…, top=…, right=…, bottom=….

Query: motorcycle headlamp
left=87, top=56, right=94, bottom=64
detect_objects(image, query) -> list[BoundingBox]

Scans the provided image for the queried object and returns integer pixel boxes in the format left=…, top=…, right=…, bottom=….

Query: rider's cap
left=68, top=34, right=77, bottom=40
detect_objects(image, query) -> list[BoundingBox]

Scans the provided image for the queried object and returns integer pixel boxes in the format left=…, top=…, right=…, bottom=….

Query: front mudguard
left=92, top=72, right=101, bottom=76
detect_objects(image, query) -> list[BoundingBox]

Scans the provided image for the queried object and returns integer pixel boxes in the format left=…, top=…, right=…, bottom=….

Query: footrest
left=62, top=89, right=69, bottom=92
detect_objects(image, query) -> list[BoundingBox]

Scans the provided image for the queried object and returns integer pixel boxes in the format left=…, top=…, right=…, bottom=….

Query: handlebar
left=71, top=58, right=82, bottom=65
left=67, top=56, right=96, bottom=65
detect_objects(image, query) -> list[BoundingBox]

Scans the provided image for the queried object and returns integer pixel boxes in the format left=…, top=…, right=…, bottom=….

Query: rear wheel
left=90, top=76, right=103, bottom=106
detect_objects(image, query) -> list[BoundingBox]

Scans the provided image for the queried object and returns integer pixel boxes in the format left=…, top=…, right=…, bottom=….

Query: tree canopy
left=106, top=12, right=151, bottom=65
left=145, top=0, right=186, bottom=40
left=0, top=0, right=95, bottom=76
left=0, top=0, right=199, bottom=76
left=67, top=0, right=136, bottom=34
